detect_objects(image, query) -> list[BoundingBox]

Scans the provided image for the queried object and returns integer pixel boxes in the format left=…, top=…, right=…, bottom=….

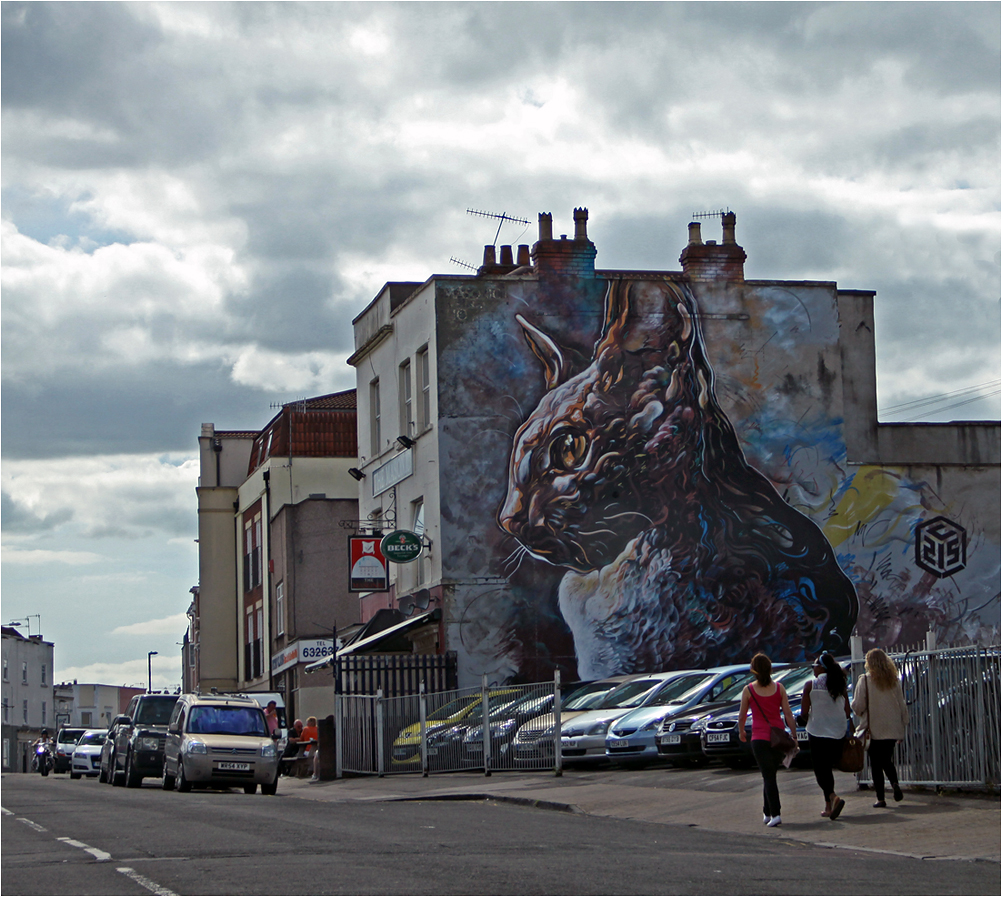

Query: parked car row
left=387, top=660, right=835, bottom=772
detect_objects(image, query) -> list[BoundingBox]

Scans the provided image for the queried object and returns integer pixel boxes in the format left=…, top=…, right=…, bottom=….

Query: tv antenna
left=449, top=257, right=478, bottom=272
left=691, top=208, right=731, bottom=220
left=466, top=208, right=531, bottom=246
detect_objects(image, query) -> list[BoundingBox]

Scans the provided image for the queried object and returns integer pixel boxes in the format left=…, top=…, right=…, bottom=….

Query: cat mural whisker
left=576, top=527, right=618, bottom=538
left=602, top=511, right=654, bottom=525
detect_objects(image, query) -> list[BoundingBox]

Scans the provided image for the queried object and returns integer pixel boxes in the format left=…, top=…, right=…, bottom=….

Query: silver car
left=70, top=730, right=107, bottom=779
left=162, top=694, right=280, bottom=795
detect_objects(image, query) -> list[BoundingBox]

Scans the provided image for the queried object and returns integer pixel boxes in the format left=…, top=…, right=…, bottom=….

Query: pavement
left=279, top=763, right=1001, bottom=863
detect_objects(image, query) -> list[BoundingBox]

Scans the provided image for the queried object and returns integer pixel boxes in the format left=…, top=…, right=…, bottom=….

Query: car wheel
left=243, top=784, right=258, bottom=794
left=70, top=772, right=81, bottom=780
left=110, top=751, right=125, bottom=786
left=161, top=761, right=175, bottom=791
left=175, top=761, right=191, bottom=793
left=98, top=760, right=108, bottom=783
left=261, top=775, right=278, bottom=796
left=125, top=751, right=143, bottom=788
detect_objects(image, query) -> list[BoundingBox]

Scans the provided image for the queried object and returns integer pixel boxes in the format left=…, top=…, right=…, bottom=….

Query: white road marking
left=116, top=867, right=178, bottom=896
left=18, top=817, right=48, bottom=832
left=1, top=806, right=14, bottom=816
left=57, top=836, right=112, bottom=862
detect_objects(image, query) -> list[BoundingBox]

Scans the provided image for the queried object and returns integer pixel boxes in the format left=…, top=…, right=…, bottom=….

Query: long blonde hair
left=865, top=648, right=899, bottom=690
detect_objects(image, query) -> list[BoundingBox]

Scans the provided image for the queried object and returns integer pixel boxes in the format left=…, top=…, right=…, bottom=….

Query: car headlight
left=641, top=718, right=661, bottom=732
left=586, top=721, right=610, bottom=736
left=140, top=737, right=159, bottom=751
left=260, top=743, right=276, bottom=759
left=185, top=741, right=207, bottom=755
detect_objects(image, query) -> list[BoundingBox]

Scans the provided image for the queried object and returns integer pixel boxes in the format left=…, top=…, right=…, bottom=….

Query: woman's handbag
left=836, top=733, right=865, bottom=772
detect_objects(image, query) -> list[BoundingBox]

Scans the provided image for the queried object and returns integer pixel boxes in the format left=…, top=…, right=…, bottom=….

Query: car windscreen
left=649, top=673, right=717, bottom=706
left=775, top=665, right=814, bottom=697
left=564, top=683, right=618, bottom=711
left=598, top=679, right=662, bottom=709
left=135, top=697, right=179, bottom=726
left=187, top=705, right=268, bottom=736
left=713, top=672, right=758, bottom=703
left=78, top=732, right=107, bottom=746
left=58, top=729, right=86, bottom=744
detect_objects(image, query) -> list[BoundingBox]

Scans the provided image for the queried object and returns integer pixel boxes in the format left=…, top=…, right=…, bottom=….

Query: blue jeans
left=751, top=739, right=781, bottom=817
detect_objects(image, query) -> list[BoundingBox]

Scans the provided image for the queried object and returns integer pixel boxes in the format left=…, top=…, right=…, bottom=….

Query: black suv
left=101, top=694, right=179, bottom=788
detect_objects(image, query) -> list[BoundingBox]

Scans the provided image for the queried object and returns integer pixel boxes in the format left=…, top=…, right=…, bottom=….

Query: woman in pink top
left=738, top=653, right=798, bottom=827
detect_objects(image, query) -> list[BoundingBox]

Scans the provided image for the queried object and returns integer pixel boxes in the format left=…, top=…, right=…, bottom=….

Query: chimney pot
left=573, top=207, right=589, bottom=240
left=516, top=244, right=530, bottom=266
left=687, top=222, right=703, bottom=245
left=499, top=245, right=514, bottom=266
left=538, top=212, right=553, bottom=242
left=722, top=212, right=737, bottom=244
left=482, top=245, right=496, bottom=266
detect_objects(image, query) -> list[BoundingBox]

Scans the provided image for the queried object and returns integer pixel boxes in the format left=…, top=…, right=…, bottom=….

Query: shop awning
left=303, top=608, right=441, bottom=674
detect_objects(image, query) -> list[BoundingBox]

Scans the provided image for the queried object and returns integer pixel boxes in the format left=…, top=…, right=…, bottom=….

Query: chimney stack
left=530, top=208, right=597, bottom=278
left=679, top=212, right=745, bottom=283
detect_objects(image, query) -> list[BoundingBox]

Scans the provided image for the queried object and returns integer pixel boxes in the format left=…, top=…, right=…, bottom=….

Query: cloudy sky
left=2, top=1, right=999, bottom=690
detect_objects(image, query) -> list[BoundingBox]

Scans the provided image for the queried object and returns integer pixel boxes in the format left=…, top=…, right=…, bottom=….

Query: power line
left=882, top=383, right=1001, bottom=419
left=881, top=379, right=1000, bottom=413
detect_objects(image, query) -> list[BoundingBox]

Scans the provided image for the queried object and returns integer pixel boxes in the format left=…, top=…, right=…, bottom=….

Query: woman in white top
left=800, top=653, right=851, bottom=819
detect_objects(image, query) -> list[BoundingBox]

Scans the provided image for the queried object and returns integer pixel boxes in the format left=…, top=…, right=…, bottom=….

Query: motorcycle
left=33, top=742, right=53, bottom=776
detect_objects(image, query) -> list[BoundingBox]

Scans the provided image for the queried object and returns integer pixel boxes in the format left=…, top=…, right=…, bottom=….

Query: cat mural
left=498, top=278, right=859, bottom=678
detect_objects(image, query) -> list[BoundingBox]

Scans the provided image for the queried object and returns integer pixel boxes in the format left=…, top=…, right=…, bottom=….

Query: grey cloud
left=0, top=361, right=289, bottom=459
left=0, top=490, right=74, bottom=533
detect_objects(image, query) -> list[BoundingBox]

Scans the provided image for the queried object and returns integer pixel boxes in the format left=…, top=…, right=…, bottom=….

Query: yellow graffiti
left=823, top=466, right=916, bottom=548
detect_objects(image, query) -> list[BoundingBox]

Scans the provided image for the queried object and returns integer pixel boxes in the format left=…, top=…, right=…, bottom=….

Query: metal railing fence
left=333, top=675, right=563, bottom=777
left=853, top=643, right=1000, bottom=789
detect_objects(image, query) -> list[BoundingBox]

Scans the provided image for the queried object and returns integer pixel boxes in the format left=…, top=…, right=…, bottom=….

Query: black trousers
left=808, top=734, right=845, bottom=802
left=868, top=738, right=900, bottom=800
left=751, top=739, right=781, bottom=818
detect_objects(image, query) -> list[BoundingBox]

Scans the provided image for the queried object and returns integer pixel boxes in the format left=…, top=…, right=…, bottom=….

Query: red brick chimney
left=531, top=208, right=597, bottom=278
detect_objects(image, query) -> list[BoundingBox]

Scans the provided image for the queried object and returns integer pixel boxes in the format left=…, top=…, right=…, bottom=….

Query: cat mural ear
left=515, top=313, right=570, bottom=389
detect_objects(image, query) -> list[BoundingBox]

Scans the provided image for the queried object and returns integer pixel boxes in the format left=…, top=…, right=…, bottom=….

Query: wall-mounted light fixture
left=348, top=468, right=365, bottom=481
left=396, top=435, right=415, bottom=449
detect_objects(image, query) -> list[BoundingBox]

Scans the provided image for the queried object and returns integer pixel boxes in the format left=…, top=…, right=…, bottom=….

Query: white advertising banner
left=271, top=638, right=334, bottom=675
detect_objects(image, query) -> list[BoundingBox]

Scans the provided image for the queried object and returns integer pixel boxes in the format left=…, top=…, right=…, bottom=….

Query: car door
left=164, top=703, right=185, bottom=774
left=116, top=699, right=138, bottom=767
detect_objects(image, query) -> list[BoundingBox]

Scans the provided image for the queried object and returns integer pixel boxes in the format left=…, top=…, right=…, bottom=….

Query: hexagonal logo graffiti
left=915, top=516, right=967, bottom=578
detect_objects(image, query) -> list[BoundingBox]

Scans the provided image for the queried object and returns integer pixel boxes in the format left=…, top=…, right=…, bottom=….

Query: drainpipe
left=264, top=468, right=273, bottom=692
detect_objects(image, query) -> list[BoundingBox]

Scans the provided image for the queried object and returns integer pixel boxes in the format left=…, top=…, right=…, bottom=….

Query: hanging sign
left=380, top=530, right=423, bottom=564
left=348, top=536, right=388, bottom=591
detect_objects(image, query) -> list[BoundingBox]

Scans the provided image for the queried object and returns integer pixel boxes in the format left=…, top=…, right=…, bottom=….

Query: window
left=22, top=700, right=28, bottom=724
left=276, top=581, right=285, bottom=636
left=3, top=702, right=8, bottom=724
left=399, top=360, right=413, bottom=437
left=417, top=346, right=430, bottom=431
left=41, top=664, right=46, bottom=686
left=3, top=657, right=8, bottom=681
left=42, top=702, right=47, bottom=725
left=22, top=662, right=27, bottom=685
left=243, top=513, right=262, bottom=591
left=413, top=499, right=427, bottom=586
left=370, top=378, right=381, bottom=454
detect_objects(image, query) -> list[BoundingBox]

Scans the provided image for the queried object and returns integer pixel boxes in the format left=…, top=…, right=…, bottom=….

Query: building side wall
left=195, top=486, right=240, bottom=690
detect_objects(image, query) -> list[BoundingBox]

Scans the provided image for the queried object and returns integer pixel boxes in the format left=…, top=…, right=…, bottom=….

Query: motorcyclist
left=31, top=729, right=54, bottom=773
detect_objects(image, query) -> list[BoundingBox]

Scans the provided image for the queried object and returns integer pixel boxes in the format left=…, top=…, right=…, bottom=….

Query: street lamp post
left=147, top=651, right=158, bottom=693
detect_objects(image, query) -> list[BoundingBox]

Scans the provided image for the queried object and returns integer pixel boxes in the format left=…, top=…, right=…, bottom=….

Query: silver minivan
left=162, top=694, right=280, bottom=795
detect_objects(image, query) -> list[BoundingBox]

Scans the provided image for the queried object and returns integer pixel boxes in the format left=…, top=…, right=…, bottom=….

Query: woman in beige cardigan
left=852, top=648, right=909, bottom=807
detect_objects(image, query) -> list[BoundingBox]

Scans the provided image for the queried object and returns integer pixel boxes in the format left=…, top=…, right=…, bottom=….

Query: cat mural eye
left=549, top=430, right=588, bottom=470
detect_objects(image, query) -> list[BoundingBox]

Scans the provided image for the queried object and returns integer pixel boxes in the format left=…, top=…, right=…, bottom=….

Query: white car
left=71, top=730, right=108, bottom=779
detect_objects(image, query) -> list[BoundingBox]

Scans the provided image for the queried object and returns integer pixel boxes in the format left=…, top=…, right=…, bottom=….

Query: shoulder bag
left=837, top=675, right=869, bottom=773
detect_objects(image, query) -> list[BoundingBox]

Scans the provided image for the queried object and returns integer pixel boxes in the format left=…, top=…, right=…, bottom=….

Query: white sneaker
left=763, top=814, right=770, bottom=824
left=767, top=815, right=782, bottom=827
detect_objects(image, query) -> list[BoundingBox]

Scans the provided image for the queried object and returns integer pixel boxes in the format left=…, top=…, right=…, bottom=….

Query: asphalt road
left=2, top=773, right=998, bottom=896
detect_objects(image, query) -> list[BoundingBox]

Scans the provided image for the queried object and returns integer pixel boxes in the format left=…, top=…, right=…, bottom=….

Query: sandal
left=829, top=797, right=845, bottom=820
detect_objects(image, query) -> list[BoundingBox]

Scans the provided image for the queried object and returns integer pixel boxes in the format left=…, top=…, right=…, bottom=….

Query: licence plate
left=797, top=730, right=809, bottom=742
left=217, top=762, right=250, bottom=771
left=561, top=738, right=575, bottom=747
left=467, top=742, right=483, bottom=752
left=707, top=733, right=730, bottom=744
left=609, top=739, right=630, bottom=749
left=664, top=734, right=681, bottom=745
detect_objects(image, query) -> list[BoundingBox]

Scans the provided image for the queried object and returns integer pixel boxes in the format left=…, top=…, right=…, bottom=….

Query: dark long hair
left=820, top=653, right=847, bottom=700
